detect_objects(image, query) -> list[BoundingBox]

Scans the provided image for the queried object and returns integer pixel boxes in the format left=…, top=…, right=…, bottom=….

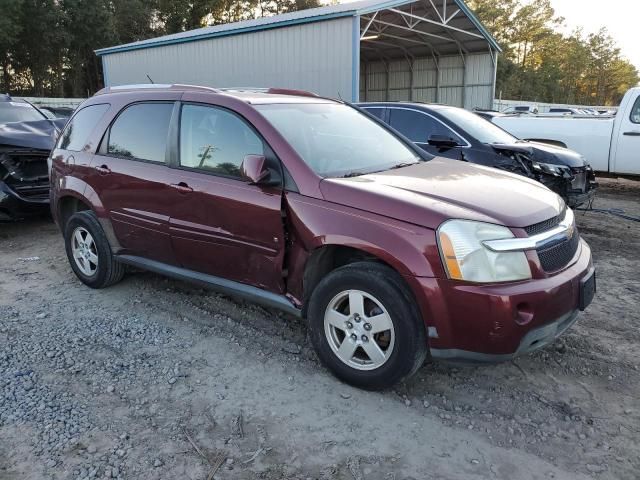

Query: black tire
left=64, top=210, right=125, bottom=289
left=308, top=262, right=427, bottom=390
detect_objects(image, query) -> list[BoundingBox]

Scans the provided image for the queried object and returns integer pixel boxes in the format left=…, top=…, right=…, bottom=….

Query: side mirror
left=427, top=134, right=461, bottom=148
left=240, top=154, right=279, bottom=186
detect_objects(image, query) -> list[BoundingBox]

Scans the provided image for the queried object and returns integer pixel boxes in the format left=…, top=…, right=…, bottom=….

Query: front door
left=168, top=103, right=286, bottom=293
left=87, top=102, right=178, bottom=265
left=387, top=107, right=465, bottom=159
left=612, top=96, right=640, bottom=174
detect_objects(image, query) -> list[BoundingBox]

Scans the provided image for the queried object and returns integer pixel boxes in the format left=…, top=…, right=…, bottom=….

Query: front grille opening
left=536, top=230, right=580, bottom=272
left=525, top=207, right=566, bottom=236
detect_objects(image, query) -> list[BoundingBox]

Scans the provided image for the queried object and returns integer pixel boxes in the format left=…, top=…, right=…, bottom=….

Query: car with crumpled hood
left=50, top=85, right=596, bottom=390
left=359, top=102, right=598, bottom=208
left=0, top=94, right=65, bottom=221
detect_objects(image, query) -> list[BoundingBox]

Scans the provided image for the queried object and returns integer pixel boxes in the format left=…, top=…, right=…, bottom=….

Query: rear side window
left=108, top=103, right=174, bottom=162
left=388, top=108, right=461, bottom=144
left=58, top=104, right=110, bottom=151
left=630, top=97, right=640, bottom=124
left=179, top=104, right=264, bottom=178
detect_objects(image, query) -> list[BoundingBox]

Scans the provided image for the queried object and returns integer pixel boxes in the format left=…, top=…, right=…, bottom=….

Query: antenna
left=146, top=74, right=154, bottom=84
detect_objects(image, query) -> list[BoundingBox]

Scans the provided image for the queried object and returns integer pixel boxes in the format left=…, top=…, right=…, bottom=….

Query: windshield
left=256, top=103, right=420, bottom=177
left=437, top=107, right=518, bottom=144
left=0, top=101, right=46, bottom=124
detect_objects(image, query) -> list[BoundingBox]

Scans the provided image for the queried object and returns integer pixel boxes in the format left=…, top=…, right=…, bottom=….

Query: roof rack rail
left=95, top=83, right=222, bottom=95
left=218, top=87, right=319, bottom=98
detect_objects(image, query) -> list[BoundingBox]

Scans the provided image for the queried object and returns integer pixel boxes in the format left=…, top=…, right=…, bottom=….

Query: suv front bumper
left=407, top=238, right=594, bottom=362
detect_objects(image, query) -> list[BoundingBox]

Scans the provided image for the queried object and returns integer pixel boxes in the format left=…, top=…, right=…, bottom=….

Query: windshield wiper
left=388, top=161, right=416, bottom=170
left=339, top=170, right=367, bottom=178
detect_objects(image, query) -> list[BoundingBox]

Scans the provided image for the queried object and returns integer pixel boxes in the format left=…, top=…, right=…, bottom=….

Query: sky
left=549, top=0, right=639, bottom=70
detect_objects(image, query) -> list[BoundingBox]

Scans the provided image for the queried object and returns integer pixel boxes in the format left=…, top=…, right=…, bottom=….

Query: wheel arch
left=300, top=243, right=413, bottom=318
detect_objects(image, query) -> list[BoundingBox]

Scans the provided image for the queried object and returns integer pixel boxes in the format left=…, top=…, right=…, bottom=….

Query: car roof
left=94, top=84, right=335, bottom=105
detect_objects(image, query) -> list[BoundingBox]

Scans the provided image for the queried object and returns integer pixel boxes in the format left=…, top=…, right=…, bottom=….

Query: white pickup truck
left=493, top=87, right=640, bottom=175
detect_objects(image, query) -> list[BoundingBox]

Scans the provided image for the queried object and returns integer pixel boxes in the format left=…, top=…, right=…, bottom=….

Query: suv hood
left=320, top=158, right=565, bottom=230
left=0, top=119, right=60, bottom=150
left=491, top=141, right=586, bottom=168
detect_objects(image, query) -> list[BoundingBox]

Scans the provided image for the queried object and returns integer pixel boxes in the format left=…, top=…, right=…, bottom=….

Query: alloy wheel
left=324, top=289, right=395, bottom=371
left=71, top=226, right=99, bottom=276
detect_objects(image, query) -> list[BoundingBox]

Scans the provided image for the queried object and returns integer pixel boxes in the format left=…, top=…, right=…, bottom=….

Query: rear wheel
left=308, top=262, right=427, bottom=390
left=64, top=211, right=124, bottom=288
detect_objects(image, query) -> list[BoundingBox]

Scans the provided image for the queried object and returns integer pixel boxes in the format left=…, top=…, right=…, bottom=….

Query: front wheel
left=308, top=262, right=427, bottom=390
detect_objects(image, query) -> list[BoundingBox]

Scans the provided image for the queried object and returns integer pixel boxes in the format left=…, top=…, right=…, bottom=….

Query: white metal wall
left=359, top=52, right=495, bottom=109
left=102, top=17, right=354, bottom=100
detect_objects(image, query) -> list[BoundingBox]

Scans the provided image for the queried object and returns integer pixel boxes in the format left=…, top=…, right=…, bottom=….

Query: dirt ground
left=1, top=178, right=639, bottom=480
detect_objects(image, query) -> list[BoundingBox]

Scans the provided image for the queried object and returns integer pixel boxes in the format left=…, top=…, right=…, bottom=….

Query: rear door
left=88, top=101, right=178, bottom=264
left=387, top=107, right=466, bottom=159
left=167, top=102, right=286, bottom=292
left=611, top=96, right=640, bottom=174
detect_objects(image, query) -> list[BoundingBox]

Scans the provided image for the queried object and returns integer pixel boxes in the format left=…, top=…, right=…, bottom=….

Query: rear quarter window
left=58, top=104, right=110, bottom=151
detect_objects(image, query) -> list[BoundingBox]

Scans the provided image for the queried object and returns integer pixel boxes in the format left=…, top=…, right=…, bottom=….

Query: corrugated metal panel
left=463, top=52, right=494, bottom=109
left=96, top=0, right=500, bottom=56
left=103, top=18, right=354, bottom=100
left=361, top=52, right=494, bottom=109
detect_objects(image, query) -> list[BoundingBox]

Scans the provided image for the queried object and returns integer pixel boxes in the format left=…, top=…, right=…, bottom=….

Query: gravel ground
left=1, top=178, right=639, bottom=480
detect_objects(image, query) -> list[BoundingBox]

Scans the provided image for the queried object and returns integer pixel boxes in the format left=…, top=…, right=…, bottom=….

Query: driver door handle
left=623, top=131, right=640, bottom=136
left=170, top=182, right=193, bottom=194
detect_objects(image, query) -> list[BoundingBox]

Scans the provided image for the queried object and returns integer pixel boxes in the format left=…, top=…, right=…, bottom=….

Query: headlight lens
left=530, top=161, right=565, bottom=176
left=438, top=220, right=531, bottom=283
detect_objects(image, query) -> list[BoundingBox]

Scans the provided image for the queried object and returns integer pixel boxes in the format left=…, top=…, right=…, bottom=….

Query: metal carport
left=96, top=0, right=500, bottom=108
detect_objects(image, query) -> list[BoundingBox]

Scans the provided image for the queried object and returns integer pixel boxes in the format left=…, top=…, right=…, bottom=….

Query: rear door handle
left=170, top=182, right=193, bottom=193
left=95, top=164, right=111, bottom=175
left=623, top=131, right=640, bottom=136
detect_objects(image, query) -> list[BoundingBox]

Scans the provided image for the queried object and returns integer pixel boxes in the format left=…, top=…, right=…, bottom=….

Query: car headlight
left=437, top=220, right=531, bottom=283
left=530, top=161, right=565, bottom=177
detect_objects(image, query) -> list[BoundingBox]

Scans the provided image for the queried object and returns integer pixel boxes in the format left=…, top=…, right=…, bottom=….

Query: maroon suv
left=50, top=85, right=595, bottom=389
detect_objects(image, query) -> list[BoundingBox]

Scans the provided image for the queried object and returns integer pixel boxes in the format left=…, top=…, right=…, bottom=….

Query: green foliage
left=0, top=0, right=320, bottom=96
left=468, top=0, right=639, bottom=106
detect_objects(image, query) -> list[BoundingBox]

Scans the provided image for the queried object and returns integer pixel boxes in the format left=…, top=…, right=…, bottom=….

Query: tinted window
left=363, top=107, right=385, bottom=120
left=58, top=104, right=110, bottom=151
left=388, top=108, right=461, bottom=144
left=108, top=103, right=174, bottom=162
left=630, top=97, right=640, bottom=124
left=179, top=104, right=264, bottom=178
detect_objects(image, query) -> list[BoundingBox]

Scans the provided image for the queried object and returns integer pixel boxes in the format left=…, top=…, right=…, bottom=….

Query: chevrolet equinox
left=50, top=85, right=596, bottom=390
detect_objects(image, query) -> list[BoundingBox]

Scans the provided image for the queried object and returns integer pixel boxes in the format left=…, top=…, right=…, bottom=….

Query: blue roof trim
left=96, top=11, right=355, bottom=56
left=95, top=0, right=501, bottom=57
left=453, top=0, right=501, bottom=52
left=351, top=16, right=360, bottom=101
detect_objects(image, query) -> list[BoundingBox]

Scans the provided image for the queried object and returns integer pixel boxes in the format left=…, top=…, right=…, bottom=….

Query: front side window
left=630, top=97, right=640, bottom=124
left=388, top=108, right=461, bottom=144
left=256, top=103, right=420, bottom=177
left=58, top=104, right=110, bottom=151
left=108, top=103, right=174, bottom=162
left=179, top=104, right=264, bottom=178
